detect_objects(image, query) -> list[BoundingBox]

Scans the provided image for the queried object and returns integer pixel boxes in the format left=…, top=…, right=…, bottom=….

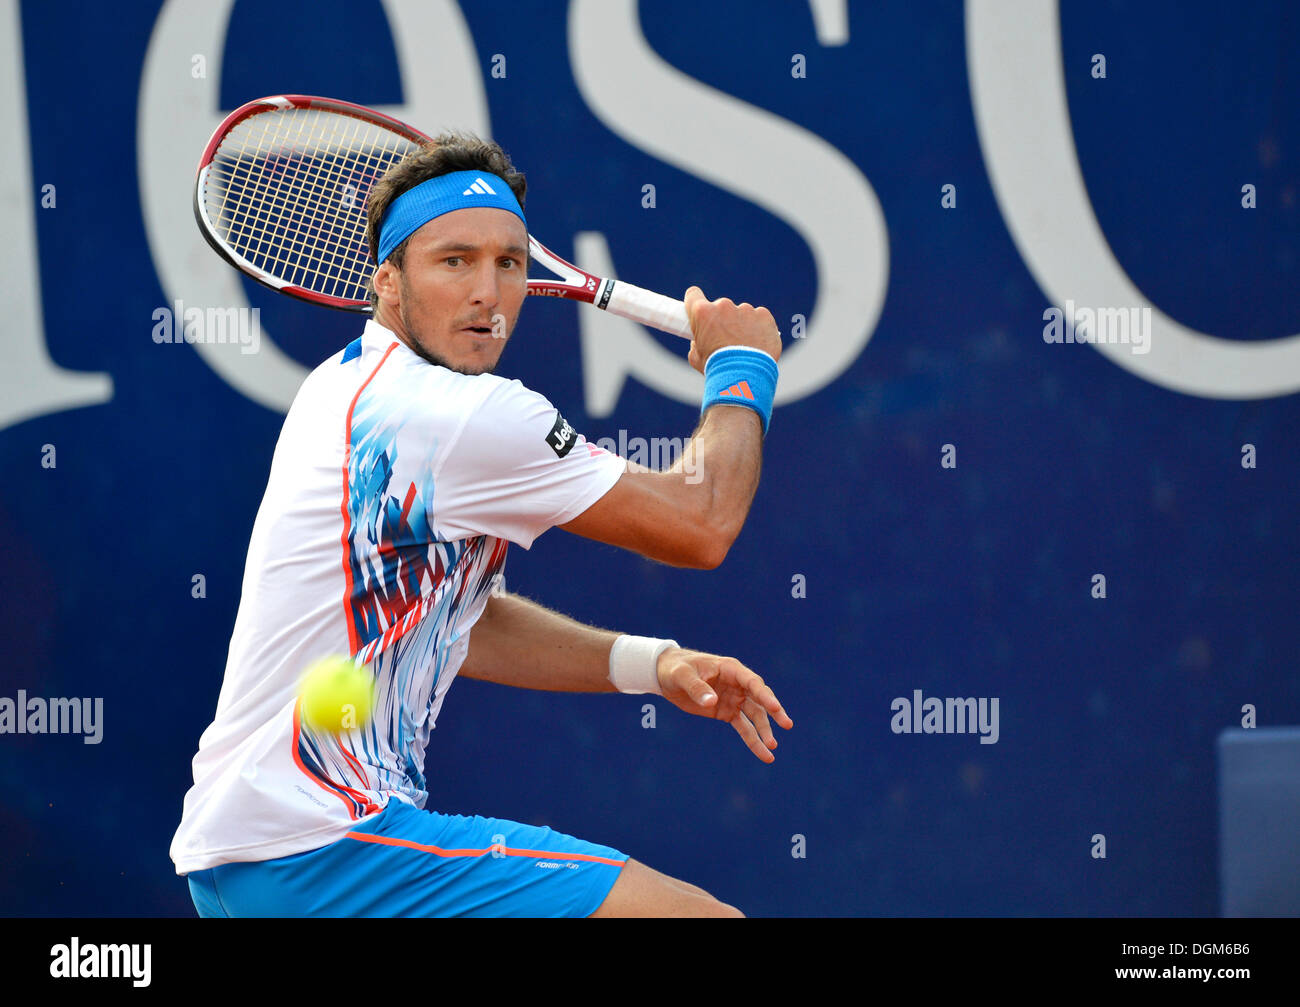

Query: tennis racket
left=193, top=94, right=692, bottom=340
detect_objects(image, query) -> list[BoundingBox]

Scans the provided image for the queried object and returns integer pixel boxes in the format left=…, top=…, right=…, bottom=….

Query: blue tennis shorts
left=186, top=799, right=628, bottom=918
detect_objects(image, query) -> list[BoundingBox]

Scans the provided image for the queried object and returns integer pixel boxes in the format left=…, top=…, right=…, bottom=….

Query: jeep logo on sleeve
left=546, top=411, right=577, bottom=458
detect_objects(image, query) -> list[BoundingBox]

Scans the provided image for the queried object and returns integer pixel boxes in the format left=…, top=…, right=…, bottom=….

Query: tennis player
left=171, top=132, right=789, bottom=917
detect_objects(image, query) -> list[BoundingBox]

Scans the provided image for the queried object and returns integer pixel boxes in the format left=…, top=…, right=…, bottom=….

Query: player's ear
left=372, top=260, right=400, bottom=304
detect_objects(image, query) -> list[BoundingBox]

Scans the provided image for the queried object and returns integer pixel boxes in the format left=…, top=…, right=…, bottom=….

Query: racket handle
left=602, top=280, right=693, bottom=340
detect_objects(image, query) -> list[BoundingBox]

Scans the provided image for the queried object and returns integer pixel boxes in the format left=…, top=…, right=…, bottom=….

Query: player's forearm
left=569, top=407, right=763, bottom=569
left=458, top=592, right=621, bottom=692
left=556, top=398, right=766, bottom=569
left=633, top=405, right=763, bottom=568
left=685, top=404, right=764, bottom=550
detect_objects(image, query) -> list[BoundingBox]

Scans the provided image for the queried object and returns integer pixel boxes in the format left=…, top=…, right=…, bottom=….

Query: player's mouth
left=460, top=322, right=497, bottom=339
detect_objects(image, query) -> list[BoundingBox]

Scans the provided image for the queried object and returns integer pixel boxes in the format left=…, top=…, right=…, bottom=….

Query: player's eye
left=444, top=256, right=463, bottom=267
left=499, top=257, right=520, bottom=269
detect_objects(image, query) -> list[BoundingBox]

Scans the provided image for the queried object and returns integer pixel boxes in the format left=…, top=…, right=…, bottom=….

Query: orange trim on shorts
left=342, top=829, right=627, bottom=867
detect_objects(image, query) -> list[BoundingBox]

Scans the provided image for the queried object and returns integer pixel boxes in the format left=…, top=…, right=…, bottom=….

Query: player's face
left=379, top=207, right=528, bottom=375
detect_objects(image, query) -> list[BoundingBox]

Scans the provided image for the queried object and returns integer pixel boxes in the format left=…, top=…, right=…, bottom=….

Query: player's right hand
left=683, top=286, right=782, bottom=374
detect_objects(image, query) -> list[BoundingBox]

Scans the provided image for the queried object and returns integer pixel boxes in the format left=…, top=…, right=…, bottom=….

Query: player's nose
left=467, top=261, right=501, bottom=307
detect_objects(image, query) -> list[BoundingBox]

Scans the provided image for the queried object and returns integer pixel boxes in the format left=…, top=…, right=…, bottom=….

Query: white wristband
left=608, top=635, right=679, bottom=695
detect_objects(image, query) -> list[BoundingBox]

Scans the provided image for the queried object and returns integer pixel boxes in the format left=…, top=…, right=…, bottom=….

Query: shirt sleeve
left=429, top=378, right=626, bottom=548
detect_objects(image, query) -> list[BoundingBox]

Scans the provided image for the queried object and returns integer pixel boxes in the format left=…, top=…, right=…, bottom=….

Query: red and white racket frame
left=194, top=94, right=693, bottom=339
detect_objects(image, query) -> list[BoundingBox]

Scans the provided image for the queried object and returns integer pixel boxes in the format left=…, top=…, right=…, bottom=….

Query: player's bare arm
left=458, top=591, right=793, bottom=763
left=559, top=286, right=781, bottom=569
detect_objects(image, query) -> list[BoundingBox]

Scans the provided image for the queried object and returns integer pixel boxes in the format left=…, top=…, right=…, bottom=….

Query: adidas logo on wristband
left=718, top=381, right=755, bottom=400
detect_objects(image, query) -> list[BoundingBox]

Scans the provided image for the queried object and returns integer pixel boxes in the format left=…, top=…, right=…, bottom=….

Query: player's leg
left=587, top=858, right=744, bottom=918
left=201, top=800, right=636, bottom=917
left=195, top=802, right=738, bottom=917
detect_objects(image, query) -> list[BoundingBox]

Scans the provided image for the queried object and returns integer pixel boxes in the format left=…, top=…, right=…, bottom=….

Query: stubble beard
left=397, top=293, right=506, bottom=378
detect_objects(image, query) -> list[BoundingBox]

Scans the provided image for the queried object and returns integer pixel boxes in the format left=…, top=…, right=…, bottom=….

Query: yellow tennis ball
left=299, top=656, right=374, bottom=733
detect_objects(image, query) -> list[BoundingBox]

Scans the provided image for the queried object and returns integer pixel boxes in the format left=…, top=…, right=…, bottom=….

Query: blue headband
left=376, top=170, right=526, bottom=265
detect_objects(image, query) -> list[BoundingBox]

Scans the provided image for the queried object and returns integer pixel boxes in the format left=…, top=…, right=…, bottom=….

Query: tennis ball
left=299, top=655, right=374, bottom=734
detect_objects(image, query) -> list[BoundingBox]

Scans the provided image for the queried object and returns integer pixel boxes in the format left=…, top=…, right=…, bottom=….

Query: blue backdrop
left=2, top=0, right=1298, bottom=916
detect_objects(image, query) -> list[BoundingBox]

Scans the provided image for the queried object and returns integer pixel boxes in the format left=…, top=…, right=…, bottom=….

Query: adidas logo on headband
left=377, top=171, right=526, bottom=264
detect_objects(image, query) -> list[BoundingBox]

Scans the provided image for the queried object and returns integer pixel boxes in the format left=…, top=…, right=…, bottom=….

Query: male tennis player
left=171, top=132, right=789, bottom=917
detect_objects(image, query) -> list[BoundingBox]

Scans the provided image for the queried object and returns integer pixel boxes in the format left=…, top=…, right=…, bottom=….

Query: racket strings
left=212, top=115, right=390, bottom=295
left=204, top=108, right=417, bottom=300
left=275, top=111, right=399, bottom=288
left=208, top=145, right=368, bottom=295
left=210, top=109, right=372, bottom=283
left=199, top=102, right=603, bottom=309
left=258, top=114, right=377, bottom=295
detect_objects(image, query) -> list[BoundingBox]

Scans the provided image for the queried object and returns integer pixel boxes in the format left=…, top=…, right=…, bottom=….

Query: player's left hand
left=655, top=648, right=793, bottom=763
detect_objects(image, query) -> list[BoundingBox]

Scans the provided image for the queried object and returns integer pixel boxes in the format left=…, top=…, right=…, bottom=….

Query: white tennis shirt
left=170, top=320, right=626, bottom=874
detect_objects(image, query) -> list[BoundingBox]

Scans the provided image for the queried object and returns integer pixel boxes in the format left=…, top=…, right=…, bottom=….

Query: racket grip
left=603, top=281, right=693, bottom=340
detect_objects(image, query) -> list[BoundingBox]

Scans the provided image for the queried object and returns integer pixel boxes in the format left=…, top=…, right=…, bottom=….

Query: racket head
left=194, top=95, right=618, bottom=316
left=194, top=95, right=431, bottom=312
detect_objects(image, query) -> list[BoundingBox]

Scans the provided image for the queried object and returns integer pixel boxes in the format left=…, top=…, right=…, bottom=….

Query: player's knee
left=590, top=858, right=745, bottom=917
left=678, top=887, right=744, bottom=917
left=680, top=886, right=745, bottom=917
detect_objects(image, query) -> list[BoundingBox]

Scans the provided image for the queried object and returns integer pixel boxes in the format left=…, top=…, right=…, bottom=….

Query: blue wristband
left=700, top=346, right=779, bottom=435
